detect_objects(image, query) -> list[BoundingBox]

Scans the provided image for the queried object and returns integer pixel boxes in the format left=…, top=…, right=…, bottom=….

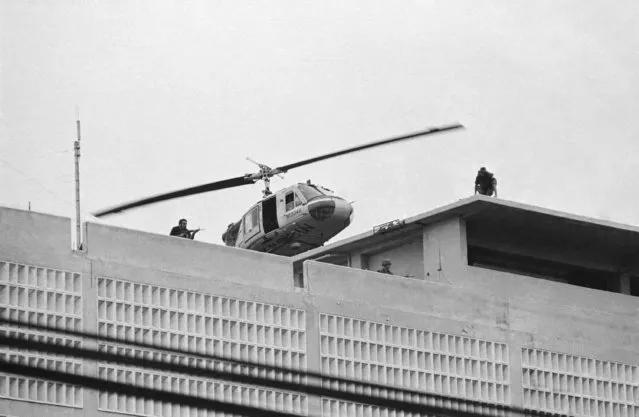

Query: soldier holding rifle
left=170, top=218, right=201, bottom=240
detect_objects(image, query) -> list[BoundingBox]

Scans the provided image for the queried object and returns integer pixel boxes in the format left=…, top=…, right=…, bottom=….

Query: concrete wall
left=422, top=217, right=468, bottom=284
left=0, top=209, right=306, bottom=417
left=363, top=238, right=424, bottom=279
left=85, top=222, right=295, bottom=292
left=0, top=207, right=85, bottom=272
left=305, top=261, right=639, bottom=359
left=1, top=206, right=639, bottom=417
left=304, top=261, right=639, bottom=416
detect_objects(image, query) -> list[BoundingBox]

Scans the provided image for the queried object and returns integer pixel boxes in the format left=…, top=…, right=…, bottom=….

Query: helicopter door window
left=285, top=192, right=295, bottom=211
left=285, top=191, right=302, bottom=211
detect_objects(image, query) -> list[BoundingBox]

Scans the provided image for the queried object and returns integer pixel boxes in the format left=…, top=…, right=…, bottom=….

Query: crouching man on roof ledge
left=170, top=218, right=200, bottom=240
left=377, top=259, right=393, bottom=275
left=475, top=167, right=498, bottom=197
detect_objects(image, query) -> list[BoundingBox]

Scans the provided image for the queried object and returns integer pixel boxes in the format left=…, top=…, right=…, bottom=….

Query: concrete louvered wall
left=0, top=261, right=83, bottom=408
left=1, top=206, right=638, bottom=417
left=95, top=277, right=308, bottom=417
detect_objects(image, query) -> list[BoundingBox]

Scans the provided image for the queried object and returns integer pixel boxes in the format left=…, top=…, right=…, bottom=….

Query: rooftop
left=294, top=195, right=639, bottom=274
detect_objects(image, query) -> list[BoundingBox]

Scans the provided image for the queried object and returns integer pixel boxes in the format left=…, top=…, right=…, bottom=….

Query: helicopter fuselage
left=222, top=182, right=353, bottom=256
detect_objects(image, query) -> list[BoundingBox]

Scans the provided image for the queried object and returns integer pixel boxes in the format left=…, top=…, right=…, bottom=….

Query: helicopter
left=93, top=123, right=465, bottom=256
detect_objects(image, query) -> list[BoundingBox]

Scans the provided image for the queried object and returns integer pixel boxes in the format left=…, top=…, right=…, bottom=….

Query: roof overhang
left=293, top=195, right=639, bottom=270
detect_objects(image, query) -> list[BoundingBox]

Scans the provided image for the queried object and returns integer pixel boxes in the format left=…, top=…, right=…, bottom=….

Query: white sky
left=1, top=1, right=638, bottom=247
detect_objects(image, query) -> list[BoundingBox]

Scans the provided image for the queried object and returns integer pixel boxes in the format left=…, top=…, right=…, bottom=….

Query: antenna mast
left=74, top=110, right=82, bottom=250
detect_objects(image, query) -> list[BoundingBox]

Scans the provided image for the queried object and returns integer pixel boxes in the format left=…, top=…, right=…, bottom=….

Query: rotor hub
left=244, top=158, right=286, bottom=197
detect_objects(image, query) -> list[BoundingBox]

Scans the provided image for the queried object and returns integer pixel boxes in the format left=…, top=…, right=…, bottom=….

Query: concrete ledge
left=468, top=266, right=639, bottom=315
left=0, top=206, right=74, bottom=265
left=305, top=260, right=510, bottom=329
left=85, top=222, right=294, bottom=292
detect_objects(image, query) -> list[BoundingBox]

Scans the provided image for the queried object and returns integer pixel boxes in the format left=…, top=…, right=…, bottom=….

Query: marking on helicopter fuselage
left=284, top=207, right=303, bottom=219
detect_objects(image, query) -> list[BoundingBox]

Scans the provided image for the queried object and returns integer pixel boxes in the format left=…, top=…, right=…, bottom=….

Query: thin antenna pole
left=74, top=110, right=82, bottom=250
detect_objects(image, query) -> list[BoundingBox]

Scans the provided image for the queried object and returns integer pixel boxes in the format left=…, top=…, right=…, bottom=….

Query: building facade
left=1, top=196, right=638, bottom=417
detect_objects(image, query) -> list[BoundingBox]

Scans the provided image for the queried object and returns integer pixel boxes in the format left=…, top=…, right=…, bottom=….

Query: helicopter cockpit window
left=244, top=206, right=260, bottom=234
left=285, top=191, right=302, bottom=211
left=252, top=208, right=259, bottom=226
left=297, top=184, right=324, bottom=202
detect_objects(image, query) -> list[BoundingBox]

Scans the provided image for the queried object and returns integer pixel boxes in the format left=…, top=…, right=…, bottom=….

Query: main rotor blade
left=275, top=123, right=464, bottom=173
left=93, top=176, right=253, bottom=217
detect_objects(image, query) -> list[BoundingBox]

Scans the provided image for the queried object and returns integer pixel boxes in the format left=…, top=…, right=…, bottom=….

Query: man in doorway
left=170, top=219, right=200, bottom=240
left=377, top=259, right=393, bottom=275
left=475, top=167, right=498, bottom=197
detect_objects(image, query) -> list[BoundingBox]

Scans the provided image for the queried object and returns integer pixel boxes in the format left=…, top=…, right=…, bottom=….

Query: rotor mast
left=263, top=177, right=271, bottom=196
left=245, top=157, right=284, bottom=197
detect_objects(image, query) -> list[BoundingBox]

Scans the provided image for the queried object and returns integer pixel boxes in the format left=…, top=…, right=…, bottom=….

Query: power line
left=0, top=156, right=105, bottom=223
left=0, top=359, right=304, bottom=417
left=0, top=156, right=74, bottom=207
left=32, top=148, right=73, bottom=160
left=0, top=317, right=490, bottom=409
left=0, top=318, right=565, bottom=417
left=0, top=332, right=495, bottom=417
left=10, top=146, right=73, bottom=160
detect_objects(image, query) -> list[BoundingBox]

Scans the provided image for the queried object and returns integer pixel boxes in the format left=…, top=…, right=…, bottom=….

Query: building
left=1, top=195, right=638, bottom=417
left=293, top=195, right=639, bottom=295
